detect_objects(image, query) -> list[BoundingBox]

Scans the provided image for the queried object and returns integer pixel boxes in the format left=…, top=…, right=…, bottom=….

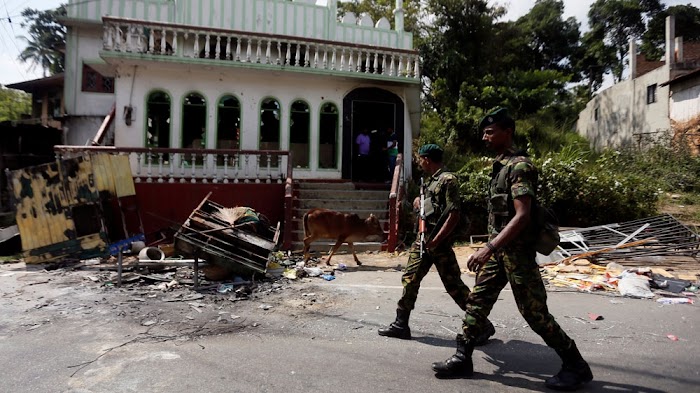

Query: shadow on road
left=473, top=340, right=667, bottom=393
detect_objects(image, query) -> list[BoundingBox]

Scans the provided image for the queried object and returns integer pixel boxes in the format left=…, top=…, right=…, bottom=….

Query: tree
left=18, top=5, right=66, bottom=77
left=417, top=0, right=583, bottom=153
left=586, top=0, right=663, bottom=82
left=641, top=4, right=700, bottom=60
left=515, top=0, right=581, bottom=74
left=576, top=27, right=616, bottom=92
left=0, top=86, right=31, bottom=121
left=337, top=0, right=420, bottom=33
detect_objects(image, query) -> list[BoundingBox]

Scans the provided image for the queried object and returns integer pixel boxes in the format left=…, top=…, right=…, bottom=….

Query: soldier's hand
left=467, top=247, right=491, bottom=272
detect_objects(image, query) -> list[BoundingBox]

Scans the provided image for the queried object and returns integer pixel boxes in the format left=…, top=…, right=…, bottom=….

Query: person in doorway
left=431, top=108, right=593, bottom=391
left=378, top=143, right=495, bottom=345
left=369, top=128, right=386, bottom=182
left=383, top=126, right=399, bottom=182
left=355, top=128, right=371, bottom=181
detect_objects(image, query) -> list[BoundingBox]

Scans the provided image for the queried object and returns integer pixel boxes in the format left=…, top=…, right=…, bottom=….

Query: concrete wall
left=577, top=65, right=671, bottom=151
left=112, top=63, right=415, bottom=179
left=64, top=24, right=116, bottom=118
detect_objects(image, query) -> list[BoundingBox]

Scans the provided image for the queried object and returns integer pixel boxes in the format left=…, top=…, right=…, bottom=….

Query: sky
left=0, top=0, right=695, bottom=86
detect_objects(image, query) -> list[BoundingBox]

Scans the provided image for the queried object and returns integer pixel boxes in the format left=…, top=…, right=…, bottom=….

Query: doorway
left=342, top=88, right=404, bottom=182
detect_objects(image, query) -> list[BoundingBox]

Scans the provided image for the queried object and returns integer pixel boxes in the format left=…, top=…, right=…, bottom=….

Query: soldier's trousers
left=397, top=243, right=471, bottom=311
left=462, top=248, right=573, bottom=351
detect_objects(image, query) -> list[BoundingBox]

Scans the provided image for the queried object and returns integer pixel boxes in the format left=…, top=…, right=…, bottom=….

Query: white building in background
left=577, top=15, right=700, bottom=151
left=58, top=0, right=421, bottom=180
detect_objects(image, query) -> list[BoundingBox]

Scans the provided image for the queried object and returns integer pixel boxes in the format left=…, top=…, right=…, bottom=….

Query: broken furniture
left=174, top=193, right=281, bottom=276
left=551, top=214, right=700, bottom=264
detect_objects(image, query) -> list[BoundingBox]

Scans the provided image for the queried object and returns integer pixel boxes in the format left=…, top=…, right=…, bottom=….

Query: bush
left=456, top=147, right=660, bottom=230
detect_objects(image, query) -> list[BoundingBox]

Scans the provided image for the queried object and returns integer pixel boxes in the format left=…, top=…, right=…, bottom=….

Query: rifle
left=419, top=178, right=426, bottom=258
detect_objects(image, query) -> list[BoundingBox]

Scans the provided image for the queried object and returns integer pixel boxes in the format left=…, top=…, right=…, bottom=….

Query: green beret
left=479, top=107, right=513, bottom=130
left=418, top=143, right=443, bottom=159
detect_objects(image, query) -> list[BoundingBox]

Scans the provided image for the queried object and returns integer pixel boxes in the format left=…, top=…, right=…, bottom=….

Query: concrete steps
left=292, top=181, right=390, bottom=253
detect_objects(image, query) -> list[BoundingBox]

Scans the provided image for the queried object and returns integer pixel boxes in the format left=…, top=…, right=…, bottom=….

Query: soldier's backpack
left=533, top=203, right=560, bottom=255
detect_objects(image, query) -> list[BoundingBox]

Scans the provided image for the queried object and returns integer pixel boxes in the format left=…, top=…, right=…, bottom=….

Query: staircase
left=291, top=181, right=390, bottom=255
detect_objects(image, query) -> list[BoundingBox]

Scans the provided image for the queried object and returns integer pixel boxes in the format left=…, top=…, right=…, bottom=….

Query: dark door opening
left=342, top=88, right=405, bottom=182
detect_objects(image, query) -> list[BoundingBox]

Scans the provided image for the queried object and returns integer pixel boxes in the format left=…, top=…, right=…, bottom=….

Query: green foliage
left=18, top=5, right=66, bottom=77
left=641, top=4, right=700, bottom=60
left=0, top=86, right=31, bottom=121
left=455, top=146, right=662, bottom=230
left=514, top=0, right=581, bottom=74
left=586, top=0, right=663, bottom=82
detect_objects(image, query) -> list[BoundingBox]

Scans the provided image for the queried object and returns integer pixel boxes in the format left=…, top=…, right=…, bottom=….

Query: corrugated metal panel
left=8, top=153, right=135, bottom=264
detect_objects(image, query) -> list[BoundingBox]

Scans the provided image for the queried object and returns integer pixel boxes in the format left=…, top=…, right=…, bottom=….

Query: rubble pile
left=540, top=258, right=699, bottom=303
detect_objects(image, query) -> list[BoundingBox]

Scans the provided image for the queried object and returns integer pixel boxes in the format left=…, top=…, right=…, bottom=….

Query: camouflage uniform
left=397, top=168, right=471, bottom=311
left=462, top=149, right=573, bottom=352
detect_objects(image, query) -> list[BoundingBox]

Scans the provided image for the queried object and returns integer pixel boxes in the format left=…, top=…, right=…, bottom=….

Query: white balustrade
left=102, top=19, right=420, bottom=80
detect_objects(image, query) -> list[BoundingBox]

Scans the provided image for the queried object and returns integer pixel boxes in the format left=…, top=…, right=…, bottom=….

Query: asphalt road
left=0, top=260, right=698, bottom=393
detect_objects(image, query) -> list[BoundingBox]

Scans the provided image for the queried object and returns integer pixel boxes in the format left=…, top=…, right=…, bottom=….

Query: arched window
left=182, top=92, right=207, bottom=149
left=289, top=100, right=310, bottom=168
left=217, top=95, right=240, bottom=150
left=318, top=102, right=338, bottom=169
left=259, top=98, right=280, bottom=151
left=145, top=91, right=171, bottom=148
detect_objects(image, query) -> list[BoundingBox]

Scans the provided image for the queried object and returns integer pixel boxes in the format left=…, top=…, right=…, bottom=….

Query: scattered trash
left=617, top=272, right=655, bottom=299
left=656, top=297, right=694, bottom=305
left=587, top=313, right=604, bottom=321
left=259, top=304, right=273, bottom=310
left=667, top=334, right=679, bottom=341
left=304, top=267, right=323, bottom=277
left=321, top=274, right=335, bottom=281
left=336, top=263, right=347, bottom=271
left=217, top=283, right=234, bottom=293
left=282, top=268, right=298, bottom=279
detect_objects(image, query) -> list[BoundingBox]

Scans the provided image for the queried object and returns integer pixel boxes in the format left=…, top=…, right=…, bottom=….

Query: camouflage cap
left=479, top=107, right=513, bottom=130
left=418, top=143, right=443, bottom=160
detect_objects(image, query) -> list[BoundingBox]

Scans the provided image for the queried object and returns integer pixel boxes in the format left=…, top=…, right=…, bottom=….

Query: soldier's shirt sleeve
left=509, top=161, right=537, bottom=199
left=442, top=173, right=461, bottom=212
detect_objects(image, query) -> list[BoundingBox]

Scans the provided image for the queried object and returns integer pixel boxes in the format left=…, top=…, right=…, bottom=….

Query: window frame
left=318, top=101, right=339, bottom=170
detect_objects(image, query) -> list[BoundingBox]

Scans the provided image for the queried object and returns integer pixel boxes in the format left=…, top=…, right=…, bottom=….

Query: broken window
left=217, top=95, right=240, bottom=150
left=182, top=92, right=207, bottom=149
left=259, top=98, right=280, bottom=150
left=182, top=93, right=207, bottom=166
left=217, top=95, right=241, bottom=166
left=146, top=91, right=171, bottom=148
left=319, top=102, right=339, bottom=169
left=81, top=64, right=114, bottom=93
left=290, top=100, right=310, bottom=168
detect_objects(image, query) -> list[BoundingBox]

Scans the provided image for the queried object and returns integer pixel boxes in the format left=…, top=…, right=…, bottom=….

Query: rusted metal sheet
left=174, top=193, right=281, bottom=274
left=8, top=153, right=136, bottom=264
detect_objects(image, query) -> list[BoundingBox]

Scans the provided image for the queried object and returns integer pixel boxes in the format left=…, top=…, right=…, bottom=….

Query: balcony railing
left=102, top=16, right=420, bottom=81
left=55, top=145, right=292, bottom=185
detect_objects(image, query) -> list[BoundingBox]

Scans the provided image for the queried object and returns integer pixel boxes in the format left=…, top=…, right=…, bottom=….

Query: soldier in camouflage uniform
left=431, top=108, right=593, bottom=391
left=378, top=144, right=495, bottom=345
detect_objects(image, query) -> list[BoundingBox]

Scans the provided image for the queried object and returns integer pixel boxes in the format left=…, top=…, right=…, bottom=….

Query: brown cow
left=303, top=208, right=385, bottom=266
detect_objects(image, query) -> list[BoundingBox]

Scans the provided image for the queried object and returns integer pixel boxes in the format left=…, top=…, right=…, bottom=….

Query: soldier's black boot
left=431, top=335, right=474, bottom=378
left=545, top=342, right=593, bottom=391
left=378, top=308, right=411, bottom=340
